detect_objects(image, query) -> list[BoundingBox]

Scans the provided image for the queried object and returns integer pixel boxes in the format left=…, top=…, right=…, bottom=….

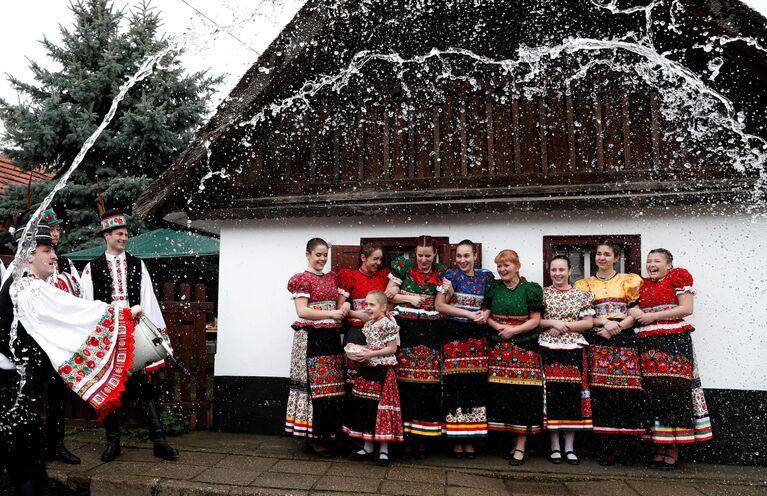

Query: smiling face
left=549, top=258, right=572, bottom=288
left=364, top=293, right=385, bottom=319
left=415, top=245, right=436, bottom=271
left=496, top=260, right=520, bottom=282
left=29, top=244, right=57, bottom=279
left=306, top=244, right=329, bottom=272
left=646, top=252, right=672, bottom=281
left=595, top=244, right=619, bottom=272
left=104, top=227, right=129, bottom=254
left=361, top=249, right=383, bottom=273
left=50, top=224, right=61, bottom=246
left=455, top=244, right=476, bottom=274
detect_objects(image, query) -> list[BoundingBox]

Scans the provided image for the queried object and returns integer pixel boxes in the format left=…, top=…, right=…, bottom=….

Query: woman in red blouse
left=630, top=249, right=712, bottom=470
left=285, top=238, right=350, bottom=457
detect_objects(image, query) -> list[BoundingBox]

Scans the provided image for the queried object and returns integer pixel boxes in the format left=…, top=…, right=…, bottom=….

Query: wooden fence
left=60, top=282, right=214, bottom=430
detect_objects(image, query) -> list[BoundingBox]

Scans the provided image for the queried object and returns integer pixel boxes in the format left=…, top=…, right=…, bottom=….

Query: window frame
left=542, top=234, right=642, bottom=286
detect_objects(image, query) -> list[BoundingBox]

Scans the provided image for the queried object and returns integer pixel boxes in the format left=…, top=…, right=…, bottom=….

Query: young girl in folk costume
left=435, top=239, right=493, bottom=459
left=539, top=255, right=595, bottom=465
left=342, top=290, right=403, bottom=466
left=386, top=235, right=448, bottom=457
left=574, top=240, right=644, bottom=466
left=629, top=249, right=712, bottom=470
left=484, top=250, right=544, bottom=466
left=337, top=243, right=392, bottom=395
left=285, top=238, right=350, bottom=457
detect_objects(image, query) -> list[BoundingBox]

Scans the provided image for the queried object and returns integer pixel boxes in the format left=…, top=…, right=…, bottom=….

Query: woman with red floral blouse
left=629, top=249, right=712, bottom=470
left=285, top=238, right=349, bottom=457
left=385, top=235, right=448, bottom=457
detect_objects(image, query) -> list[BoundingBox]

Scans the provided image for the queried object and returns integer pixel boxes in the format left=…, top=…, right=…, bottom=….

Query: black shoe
left=349, top=449, right=375, bottom=461
left=377, top=452, right=391, bottom=467
left=47, top=441, right=81, bottom=465
left=660, top=455, right=679, bottom=471
left=565, top=451, right=580, bottom=465
left=153, top=438, right=179, bottom=460
left=508, top=449, right=526, bottom=466
left=464, top=450, right=476, bottom=460
left=101, top=440, right=121, bottom=462
left=451, top=448, right=464, bottom=459
left=548, top=449, right=563, bottom=464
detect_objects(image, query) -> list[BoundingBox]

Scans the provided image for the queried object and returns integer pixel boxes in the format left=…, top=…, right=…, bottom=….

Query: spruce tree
left=0, top=0, right=220, bottom=252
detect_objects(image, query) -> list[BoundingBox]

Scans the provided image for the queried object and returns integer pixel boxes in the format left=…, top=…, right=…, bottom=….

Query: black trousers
left=102, top=372, right=161, bottom=436
left=43, top=362, right=70, bottom=448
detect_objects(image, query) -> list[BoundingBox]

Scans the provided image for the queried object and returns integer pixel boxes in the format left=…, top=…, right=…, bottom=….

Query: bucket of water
left=131, top=316, right=173, bottom=373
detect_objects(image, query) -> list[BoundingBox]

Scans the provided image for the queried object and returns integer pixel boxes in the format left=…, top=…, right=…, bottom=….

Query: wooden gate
left=61, top=282, right=214, bottom=430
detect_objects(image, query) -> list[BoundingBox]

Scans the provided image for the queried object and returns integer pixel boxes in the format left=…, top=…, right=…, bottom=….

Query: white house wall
left=214, top=206, right=767, bottom=391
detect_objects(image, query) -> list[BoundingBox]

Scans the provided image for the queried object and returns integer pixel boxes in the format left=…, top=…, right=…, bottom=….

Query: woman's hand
left=384, top=286, right=400, bottom=299
left=598, top=320, right=621, bottom=339
left=130, top=305, right=144, bottom=319
left=550, top=320, right=570, bottom=333
left=498, top=326, right=516, bottom=340
left=408, top=294, right=425, bottom=307
left=471, top=310, right=487, bottom=324
left=329, top=309, right=347, bottom=320
left=635, top=311, right=657, bottom=325
left=441, top=279, right=453, bottom=293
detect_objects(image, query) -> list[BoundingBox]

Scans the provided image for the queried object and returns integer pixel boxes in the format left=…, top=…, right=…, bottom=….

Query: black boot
left=145, top=399, right=178, bottom=460
left=46, top=440, right=81, bottom=465
left=100, top=414, right=121, bottom=462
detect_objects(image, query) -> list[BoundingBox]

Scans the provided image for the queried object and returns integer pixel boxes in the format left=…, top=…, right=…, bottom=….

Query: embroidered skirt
left=637, top=332, right=712, bottom=444
left=541, top=347, right=592, bottom=431
left=486, top=338, right=544, bottom=434
left=396, top=318, right=442, bottom=437
left=441, top=319, right=488, bottom=438
left=343, top=326, right=365, bottom=395
left=586, top=327, right=644, bottom=435
left=285, top=326, right=345, bottom=440
left=342, top=365, right=404, bottom=442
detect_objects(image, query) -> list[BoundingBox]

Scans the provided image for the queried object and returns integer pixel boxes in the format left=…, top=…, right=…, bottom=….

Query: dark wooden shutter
left=331, top=245, right=360, bottom=273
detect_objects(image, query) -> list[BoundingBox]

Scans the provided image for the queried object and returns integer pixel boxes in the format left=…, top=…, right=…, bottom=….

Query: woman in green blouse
left=485, top=249, right=544, bottom=466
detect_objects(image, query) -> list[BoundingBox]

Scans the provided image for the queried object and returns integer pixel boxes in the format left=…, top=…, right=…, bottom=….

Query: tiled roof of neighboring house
left=0, top=154, right=54, bottom=195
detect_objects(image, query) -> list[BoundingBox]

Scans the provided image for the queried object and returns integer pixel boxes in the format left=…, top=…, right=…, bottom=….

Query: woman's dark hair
left=360, top=242, right=383, bottom=260
left=415, top=235, right=439, bottom=253
left=457, top=239, right=477, bottom=255
left=306, top=237, right=328, bottom=253
left=550, top=254, right=571, bottom=269
left=649, top=248, right=674, bottom=264
left=597, top=239, right=623, bottom=259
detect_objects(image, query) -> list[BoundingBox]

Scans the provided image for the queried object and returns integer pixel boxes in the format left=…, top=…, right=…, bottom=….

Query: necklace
left=596, top=271, right=616, bottom=281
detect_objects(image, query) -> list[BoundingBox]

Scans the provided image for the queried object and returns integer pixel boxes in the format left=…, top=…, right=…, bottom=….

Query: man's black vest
left=89, top=252, right=142, bottom=306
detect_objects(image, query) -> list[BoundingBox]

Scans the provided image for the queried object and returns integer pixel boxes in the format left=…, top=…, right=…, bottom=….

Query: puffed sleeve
left=338, top=268, right=354, bottom=299
left=573, top=278, right=591, bottom=293
left=668, top=268, right=695, bottom=295
left=388, top=255, right=410, bottom=286
left=482, top=269, right=495, bottom=287
left=578, top=290, right=596, bottom=318
left=526, top=282, right=544, bottom=313
left=382, top=317, right=401, bottom=345
left=287, top=273, right=312, bottom=300
left=623, top=273, right=644, bottom=306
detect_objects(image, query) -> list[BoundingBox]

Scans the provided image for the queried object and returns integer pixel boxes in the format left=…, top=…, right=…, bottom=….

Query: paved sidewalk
left=46, top=431, right=767, bottom=496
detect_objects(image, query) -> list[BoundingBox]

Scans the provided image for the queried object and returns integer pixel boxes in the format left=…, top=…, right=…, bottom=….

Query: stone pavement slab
left=251, top=471, right=320, bottom=491
left=215, top=454, right=280, bottom=472
left=325, top=461, right=388, bottom=478
left=193, top=467, right=262, bottom=485
left=89, top=474, right=159, bottom=496
left=629, top=479, right=704, bottom=496
left=694, top=485, right=767, bottom=496
left=379, top=479, right=445, bottom=496
left=313, top=475, right=381, bottom=493
left=156, top=479, right=232, bottom=496
left=385, top=465, right=446, bottom=483
left=566, top=480, right=639, bottom=496
left=447, top=470, right=508, bottom=491
left=506, top=480, right=570, bottom=496
left=269, top=459, right=332, bottom=475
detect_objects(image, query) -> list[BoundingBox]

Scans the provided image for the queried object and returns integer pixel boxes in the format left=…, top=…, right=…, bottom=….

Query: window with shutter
left=542, top=235, right=641, bottom=286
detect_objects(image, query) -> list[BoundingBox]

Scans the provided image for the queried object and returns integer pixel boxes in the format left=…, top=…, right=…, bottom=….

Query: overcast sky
left=1, top=0, right=766, bottom=139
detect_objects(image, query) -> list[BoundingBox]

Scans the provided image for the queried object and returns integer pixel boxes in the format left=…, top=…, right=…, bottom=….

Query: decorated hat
left=99, top=208, right=128, bottom=234
left=41, top=208, right=61, bottom=226
left=13, top=211, right=54, bottom=247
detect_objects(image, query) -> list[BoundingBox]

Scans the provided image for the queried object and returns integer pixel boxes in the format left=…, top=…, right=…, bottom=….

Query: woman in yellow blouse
left=574, top=240, right=644, bottom=466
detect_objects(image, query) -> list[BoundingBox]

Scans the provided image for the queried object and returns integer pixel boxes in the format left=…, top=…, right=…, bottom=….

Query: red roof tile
left=0, top=154, right=55, bottom=195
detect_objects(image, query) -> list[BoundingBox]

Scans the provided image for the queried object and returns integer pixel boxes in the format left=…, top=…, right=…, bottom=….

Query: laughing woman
left=286, top=238, right=350, bottom=456
left=630, top=249, right=712, bottom=470
left=539, top=255, right=595, bottom=465
left=386, top=235, right=448, bottom=457
left=484, top=250, right=544, bottom=466
left=435, top=240, right=494, bottom=459
left=574, top=240, right=644, bottom=466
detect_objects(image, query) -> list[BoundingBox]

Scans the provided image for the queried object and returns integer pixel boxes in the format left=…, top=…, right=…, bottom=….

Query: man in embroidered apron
left=80, top=209, right=178, bottom=462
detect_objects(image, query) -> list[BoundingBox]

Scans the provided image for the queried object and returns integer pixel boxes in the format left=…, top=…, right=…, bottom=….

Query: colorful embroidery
left=351, top=376, right=383, bottom=400
left=287, top=271, right=343, bottom=330
left=593, top=299, right=628, bottom=317
left=543, top=361, right=581, bottom=383
left=307, top=355, right=345, bottom=399
left=488, top=342, right=543, bottom=386
left=59, top=307, right=116, bottom=387
left=442, top=338, right=488, bottom=375
left=338, top=268, right=390, bottom=326
left=396, top=345, right=440, bottom=383
left=389, top=255, right=447, bottom=320
left=640, top=349, right=693, bottom=380
left=444, top=407, right=488, bottom=438
left=588, top=345, right=642, bottom=390
left=636, top=268, right=696, bottom=337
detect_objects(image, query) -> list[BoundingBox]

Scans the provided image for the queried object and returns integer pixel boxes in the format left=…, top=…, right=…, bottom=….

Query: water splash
left=5, top=47, right=171, bottom=417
